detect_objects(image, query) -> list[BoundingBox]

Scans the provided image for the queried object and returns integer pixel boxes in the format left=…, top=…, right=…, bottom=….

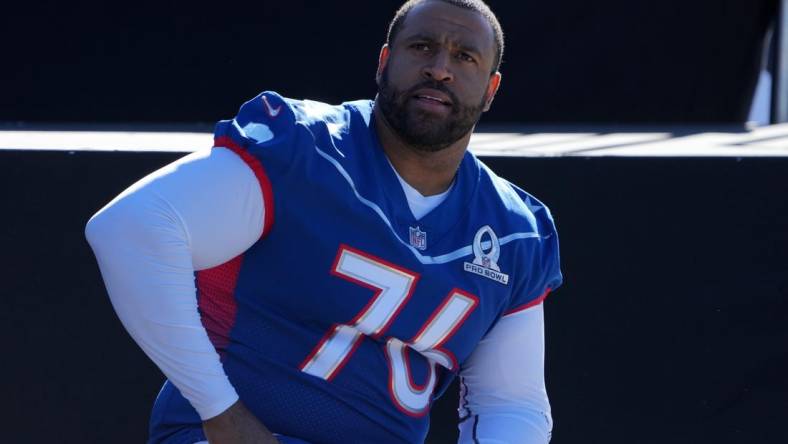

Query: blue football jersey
left=148, top=92, right=562, bottom=444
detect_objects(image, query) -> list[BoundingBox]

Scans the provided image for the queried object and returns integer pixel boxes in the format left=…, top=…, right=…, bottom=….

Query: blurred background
left=2, top=1, right=786, bottom=443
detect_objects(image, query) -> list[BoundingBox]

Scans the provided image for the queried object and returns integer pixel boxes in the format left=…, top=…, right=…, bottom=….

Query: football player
left=86, top=1, right=562, bottom=443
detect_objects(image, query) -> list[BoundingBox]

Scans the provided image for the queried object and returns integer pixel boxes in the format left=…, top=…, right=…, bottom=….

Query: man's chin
left=405, top=109, right=452, bottom=130
left=400, top=126, right=460, bottom=152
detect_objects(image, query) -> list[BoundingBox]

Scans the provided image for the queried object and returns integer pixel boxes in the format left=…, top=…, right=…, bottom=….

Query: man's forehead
left=396, top=1, right=495, bottom=52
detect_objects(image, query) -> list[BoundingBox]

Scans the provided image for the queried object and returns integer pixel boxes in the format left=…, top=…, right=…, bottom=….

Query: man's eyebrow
left=402, top=33, right=484, bottom=56
left=402, top=33, right=439, bottom=43
left=457, top=42, right=482, bottom=57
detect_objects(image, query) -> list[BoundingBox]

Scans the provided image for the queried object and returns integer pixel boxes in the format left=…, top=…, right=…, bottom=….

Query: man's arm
left=458, top=304, right=553, bottom=444
left=85, top=146, right=275, bottom=441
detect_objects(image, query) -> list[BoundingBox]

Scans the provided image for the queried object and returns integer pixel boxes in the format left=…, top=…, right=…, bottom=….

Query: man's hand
left=203, top=400, right=280, bottom=444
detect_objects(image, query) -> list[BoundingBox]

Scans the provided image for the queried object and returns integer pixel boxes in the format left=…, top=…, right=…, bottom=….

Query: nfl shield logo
left=409, top=226, right=427, bottom=251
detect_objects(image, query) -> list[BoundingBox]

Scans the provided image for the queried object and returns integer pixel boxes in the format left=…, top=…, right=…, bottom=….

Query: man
left=86, top=1, right=562, bottom=443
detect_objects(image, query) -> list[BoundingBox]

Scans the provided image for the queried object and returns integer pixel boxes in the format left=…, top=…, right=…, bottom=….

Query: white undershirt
left=389, top=161, right=452, bottom=220
left=85, top=147, right=552, bottom=443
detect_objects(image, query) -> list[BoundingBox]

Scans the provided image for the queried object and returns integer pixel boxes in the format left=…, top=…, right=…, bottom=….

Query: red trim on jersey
left=330, top=244, right=420, bottom=339
left=325, top=330, right=366, bottom=382
left=503, top=288, right=552, bottom=316
left=300, top=245, right=420, bottom=382
left=411, top=288, right=479, bottom=372
left=404, top=346, right=433, bottom=392
left=329, top=248, right=385, bottom=331
left=299, top=245, right=419, bottom=380
left=196, top=255, right=244, bottom=356
left=384, top=340, right=433, bottom=418
left=213, top=136, right=274, bottom=239
left=298, top=323, right=340, bottom=373
left=297, top=323, right=367, bottom=382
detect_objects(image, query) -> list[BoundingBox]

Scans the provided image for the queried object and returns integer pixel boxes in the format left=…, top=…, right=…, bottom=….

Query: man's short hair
left=386, top=0, right=505, bottom=74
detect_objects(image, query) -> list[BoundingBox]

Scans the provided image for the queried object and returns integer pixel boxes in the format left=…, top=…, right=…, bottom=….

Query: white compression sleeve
left=85, top=147, right=264, bottom=420
left=458, top=304, right=553, bottom=444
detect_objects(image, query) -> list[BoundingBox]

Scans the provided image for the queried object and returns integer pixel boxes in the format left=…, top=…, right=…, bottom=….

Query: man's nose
left=422, top=51, right=453, bottom=82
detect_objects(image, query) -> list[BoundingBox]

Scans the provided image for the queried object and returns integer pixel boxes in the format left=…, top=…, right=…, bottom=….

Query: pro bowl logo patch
left=463, top=225, right=509, bottom=285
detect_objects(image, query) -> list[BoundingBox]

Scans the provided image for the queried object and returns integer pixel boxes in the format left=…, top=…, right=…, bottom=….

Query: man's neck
left=373, top=101, right=472, bottom=197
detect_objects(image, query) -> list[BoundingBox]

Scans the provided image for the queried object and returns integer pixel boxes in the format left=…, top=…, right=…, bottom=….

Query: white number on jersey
left=299, top=244, right=478, bottom=416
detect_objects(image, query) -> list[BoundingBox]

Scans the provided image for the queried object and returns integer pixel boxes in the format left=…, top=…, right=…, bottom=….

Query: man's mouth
left=411, top=89, right=453, bottom=108
left=414, top=95, right=449, bottom=105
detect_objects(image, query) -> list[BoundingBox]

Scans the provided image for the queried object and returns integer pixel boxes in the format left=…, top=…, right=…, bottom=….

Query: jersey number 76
left=299, top=244, right=478, bottom=417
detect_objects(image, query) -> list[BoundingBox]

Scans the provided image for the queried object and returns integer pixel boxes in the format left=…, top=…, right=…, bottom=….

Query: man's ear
left=376, top=44, right=390, bottom=85
left=483, top=71, right=502, bottom=112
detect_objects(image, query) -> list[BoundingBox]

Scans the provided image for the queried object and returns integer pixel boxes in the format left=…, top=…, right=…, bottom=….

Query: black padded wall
left=2, top=150, right=786, bottom=443
left=3, top=0, right=777, bottom=123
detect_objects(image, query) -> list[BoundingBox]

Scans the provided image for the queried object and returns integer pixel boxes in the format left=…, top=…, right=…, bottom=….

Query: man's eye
left=411, top=43, right=430, bottom=51
left=458, top=52, right=476, bottom=63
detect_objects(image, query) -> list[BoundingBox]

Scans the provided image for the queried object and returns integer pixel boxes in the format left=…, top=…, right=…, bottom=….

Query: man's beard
left=377, top=68, right=487, bottom=153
